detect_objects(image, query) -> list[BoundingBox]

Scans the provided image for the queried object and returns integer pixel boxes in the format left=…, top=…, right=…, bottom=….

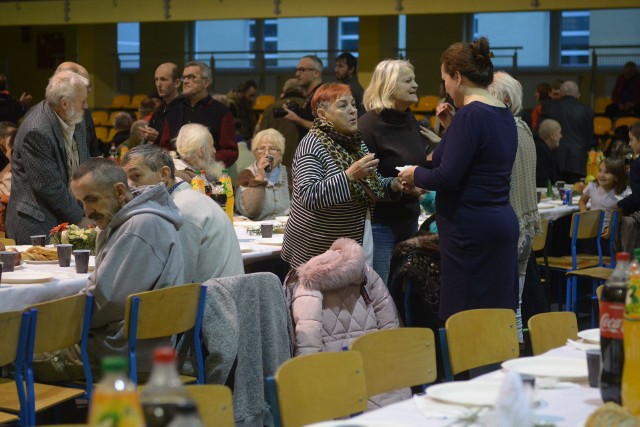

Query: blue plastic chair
left=0, top=311, right=31, bottom=426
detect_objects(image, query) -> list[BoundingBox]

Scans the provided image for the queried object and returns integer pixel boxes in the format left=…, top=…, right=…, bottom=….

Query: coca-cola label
left=601, top=301, right=625, bottom=339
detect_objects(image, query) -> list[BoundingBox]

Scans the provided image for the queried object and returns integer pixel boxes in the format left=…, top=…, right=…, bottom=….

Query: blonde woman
left=235, top=128, right=291, bottom=221
left=358, top=59, right=430, bottom=285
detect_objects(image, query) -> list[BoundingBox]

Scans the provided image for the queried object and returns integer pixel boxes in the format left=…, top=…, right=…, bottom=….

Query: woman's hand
left=255, top=154, right=272, bottom=181
left=397, top=165, right=418, bottom=187
left=345, top=153, right=379, bottom=181
left=420, top=125, right=441, bottom=144
left=602, top=226, right=611, bottom=240
left=436, top=102, right=455, bottom=129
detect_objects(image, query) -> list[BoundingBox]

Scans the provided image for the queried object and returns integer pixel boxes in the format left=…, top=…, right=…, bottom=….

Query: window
left=270, top=17, right=329, bottom=68
left=337, top=17, right=359, bottom=53
left=194, top=20, right=255, bottom=68
left=117, top=23, right=140, bottom=70
left=472, top=12, right=550, bottom=67
left=560, top=11, right=590, bottom=66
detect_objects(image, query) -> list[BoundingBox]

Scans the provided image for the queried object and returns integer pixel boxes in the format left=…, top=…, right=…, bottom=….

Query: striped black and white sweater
left=281, top=129, right=397, bottom=269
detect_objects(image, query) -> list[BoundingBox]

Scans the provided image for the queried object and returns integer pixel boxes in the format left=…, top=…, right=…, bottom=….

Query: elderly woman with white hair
left=488, top=70, right=542, bottom=345
left=174, top=123, right=223, bottom=184
left=357, top=59, right=430, bottom=286
left=235, top=128, right=291, bottom=220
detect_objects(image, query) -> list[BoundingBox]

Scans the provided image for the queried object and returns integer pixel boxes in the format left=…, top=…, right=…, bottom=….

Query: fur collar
left=393, top=233, right=440, bottom=258
left=297, top=238, right=365, bottom=292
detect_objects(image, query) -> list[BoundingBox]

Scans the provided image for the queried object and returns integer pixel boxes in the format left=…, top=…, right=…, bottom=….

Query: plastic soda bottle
left=190, top=170, right=205, bottom=194
left=600, top=252, right=630, bottom=404
left=200, top=170, right=213, bottom=198
left=140, top=348, right=198, bottom=427
left=622, top=248, right=640, bottom=415
left=87, top=356, right=145, bottom=427
left=219, top=169, right=234, bottom=222
left=166, top=403, right=204, bottom=427
left=546, top=179, right=554, bottom=199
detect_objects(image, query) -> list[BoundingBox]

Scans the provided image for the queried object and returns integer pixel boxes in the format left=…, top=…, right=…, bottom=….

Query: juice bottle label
left=626, top=283, right=640, bottom=318
left=88, top=390, right=145, bottom=427
left=601, top=301, right=625, bottom=339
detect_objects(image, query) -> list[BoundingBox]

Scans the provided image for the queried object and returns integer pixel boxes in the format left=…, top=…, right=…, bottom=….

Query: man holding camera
left=259, top=78, right=306, bottom=168
left=282, top=55, right=324, bottom=137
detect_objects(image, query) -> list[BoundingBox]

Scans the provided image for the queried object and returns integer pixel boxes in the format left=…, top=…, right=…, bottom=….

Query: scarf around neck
left=310, top=117, right=386, bottom=207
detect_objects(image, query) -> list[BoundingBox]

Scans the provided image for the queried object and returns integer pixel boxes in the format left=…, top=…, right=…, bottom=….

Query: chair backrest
left=532, top=219, right=549, bottom=252
left=91, top=110, right=110, bottom=126
left=109, top=94, right=131, bottom=108
left=350, top=328, right=437, bottom=397
left=266, top=351, right=367, bottom=427
left=128, top=94, right=147, bottom=109
left=593, top=116, right=613, bottom=135
left=440, top=308, right=518, bottom=380
left=254, top=95, right=275, bottom=111
left=95, top=126, right=108, bottom=142
left=527, top=311, right=578, bottom=355
left=0, top=310, right=31, bottom=425
left=0, top=237, right=16, bottom=246
left=417, top=95, right=440, bottom=113
left=26, top=294, right=90, bottom=354
left=185, top=384, right=234, bottom=427
left=594, top=96, right=611, bottom=114
left=124, top=283, right=206, bottom=384
left=569, top=210, right=604, bottom=269
left=615, top=116, right=639, bottom=129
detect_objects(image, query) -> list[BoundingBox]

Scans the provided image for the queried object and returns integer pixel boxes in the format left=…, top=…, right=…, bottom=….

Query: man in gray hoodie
left=71, top=157, right=184, bottom=373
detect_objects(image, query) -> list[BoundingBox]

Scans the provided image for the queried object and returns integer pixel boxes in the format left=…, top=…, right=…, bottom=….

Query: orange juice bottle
left=623, top=248, right=640, bottom=415
left=219, top=169, right=234, bottom=222
left=88, top=356, right=144, bottom=427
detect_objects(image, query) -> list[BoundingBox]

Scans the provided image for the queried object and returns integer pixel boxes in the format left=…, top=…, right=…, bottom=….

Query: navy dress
left=413, top=101, right=519, bottom=321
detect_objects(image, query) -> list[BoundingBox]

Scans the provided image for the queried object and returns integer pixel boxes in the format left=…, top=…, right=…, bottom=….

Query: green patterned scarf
left=310, top=117, right=386, bottom=207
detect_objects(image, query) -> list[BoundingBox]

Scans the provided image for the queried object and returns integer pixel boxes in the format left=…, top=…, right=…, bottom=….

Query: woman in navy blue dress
left=398, top=37, right=519, bottom=321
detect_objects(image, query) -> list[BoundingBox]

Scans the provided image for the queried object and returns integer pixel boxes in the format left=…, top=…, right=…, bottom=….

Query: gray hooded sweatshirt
left=86, top=184, right=184, bottom=372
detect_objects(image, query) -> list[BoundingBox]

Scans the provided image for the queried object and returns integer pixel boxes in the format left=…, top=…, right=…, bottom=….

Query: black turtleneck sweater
left=359, top=108, right=429, bottom=223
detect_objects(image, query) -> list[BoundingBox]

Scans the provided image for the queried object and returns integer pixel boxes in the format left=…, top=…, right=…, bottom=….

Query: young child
left=618, top=121, right=640, bottom=215
left=579, top=157, right=627, bottom=238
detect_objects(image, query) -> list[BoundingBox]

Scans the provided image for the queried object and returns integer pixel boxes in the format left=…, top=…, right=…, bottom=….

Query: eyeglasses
left=295, top=67, right=318, bottom=74
left=180, top=75, right=205, bottom=82
left=256, top=147, right=281, bottom=155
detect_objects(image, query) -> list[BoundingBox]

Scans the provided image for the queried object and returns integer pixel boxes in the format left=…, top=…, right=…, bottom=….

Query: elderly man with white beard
left=174, top=123, right=224, bottom=183
left=6, top=70, right=91, bottom=244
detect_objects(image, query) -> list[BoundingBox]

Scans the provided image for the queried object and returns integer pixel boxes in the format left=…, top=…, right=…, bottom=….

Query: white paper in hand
left=395, top=165, right=412, bottom=172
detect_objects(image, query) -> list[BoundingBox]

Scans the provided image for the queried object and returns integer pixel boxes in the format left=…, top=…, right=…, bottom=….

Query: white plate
left=538, top=203, right=554, bottom=209
left=305, top=421, right=414, bottom=427
left=426, top=381, right=501, bottom=407
left=502, top=357, right=588, bottom=380
left=256, top=237, right=283, bottom=246
left=22, top=259, right=58, bottom=264
left=577, top=328, right=600, bottom=344
left=1, top=271, right=54, bottom=284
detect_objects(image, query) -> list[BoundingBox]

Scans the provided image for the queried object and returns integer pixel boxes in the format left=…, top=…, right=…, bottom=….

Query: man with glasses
left=172, top=61, right=238, bottom=169
left=283, top=55, right=324, bottom=137
left=140, top=62, right=184, bottom=151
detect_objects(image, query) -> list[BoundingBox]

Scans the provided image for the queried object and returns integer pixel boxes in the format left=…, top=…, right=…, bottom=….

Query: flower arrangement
left=50, top=222, right=98, bottom=255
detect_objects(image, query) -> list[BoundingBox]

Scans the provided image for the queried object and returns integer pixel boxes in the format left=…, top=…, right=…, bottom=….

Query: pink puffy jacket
left=288, top=238, right=409, bottom=408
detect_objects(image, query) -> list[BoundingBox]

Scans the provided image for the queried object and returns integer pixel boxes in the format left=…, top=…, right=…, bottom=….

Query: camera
left=265, top=154, right=274, bottom=173
left=273, top=100, right=300, bottom=118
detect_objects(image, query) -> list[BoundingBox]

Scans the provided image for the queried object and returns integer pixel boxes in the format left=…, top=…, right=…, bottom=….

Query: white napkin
left=567, top=338, right=600, bottom=351
left=482, top=371, right=536, bottom=427
left=413, top=395, right=483, bottom=420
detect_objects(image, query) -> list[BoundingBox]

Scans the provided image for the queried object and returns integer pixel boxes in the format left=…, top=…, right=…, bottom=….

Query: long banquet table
left=352, top=345, right=601, bottom=427
left=0, top=225, right=284, bottom=313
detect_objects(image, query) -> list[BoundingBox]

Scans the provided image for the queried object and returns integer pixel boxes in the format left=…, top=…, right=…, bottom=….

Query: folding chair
left=439, top=309, right=519, bottom=381
left=266, top=352, right=367, bottom=427
left=185, top=384, right=234, bottom=427
left=124, top=283, right=206, bottom=385
left=0, top=311, right=30, bottom=426
left=527, top=312, right=578, bottom=355
left=350, top=328, right=437, bottom=397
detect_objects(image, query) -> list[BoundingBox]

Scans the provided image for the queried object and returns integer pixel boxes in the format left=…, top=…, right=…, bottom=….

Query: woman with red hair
left=281, top=83, right=404, bottom=271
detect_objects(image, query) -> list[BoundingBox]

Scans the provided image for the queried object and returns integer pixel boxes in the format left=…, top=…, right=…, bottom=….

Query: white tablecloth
left=0, top=261, right=89, bottom=312
left=538, top=199, right=580, bottom=221
left=234, top=220, right=283, bottom=265
left=353, top=345, right=601, bottom=427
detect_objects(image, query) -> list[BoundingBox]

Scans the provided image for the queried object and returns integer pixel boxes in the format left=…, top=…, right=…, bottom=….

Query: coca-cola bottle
left=600, top=251, right=631, bottom=404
